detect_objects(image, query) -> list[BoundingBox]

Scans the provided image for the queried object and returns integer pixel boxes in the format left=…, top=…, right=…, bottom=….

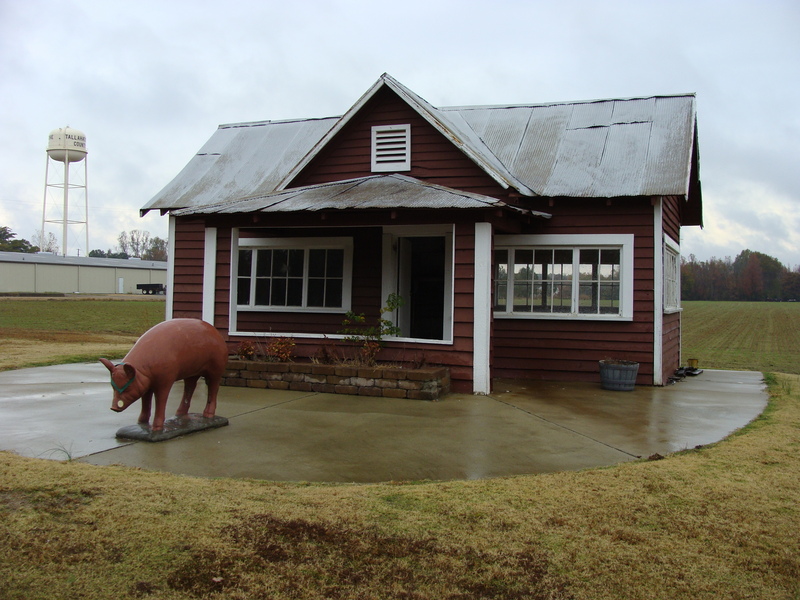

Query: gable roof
left=172, top=174, right=551, bottom=218
left=142, top=74, right=699, bottom=215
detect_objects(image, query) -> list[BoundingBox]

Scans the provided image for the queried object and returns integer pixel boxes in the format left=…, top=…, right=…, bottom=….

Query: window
left=235, top=237, right=352, bottom=311
left=494, top=234, right=633, bottom=320
left=663, top=237, right=680, bottom=313
left=371, top=124, right=411, bottom=172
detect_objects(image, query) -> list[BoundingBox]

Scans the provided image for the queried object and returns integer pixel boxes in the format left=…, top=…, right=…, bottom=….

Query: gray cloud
left=1, top=0, right=798, bottom=266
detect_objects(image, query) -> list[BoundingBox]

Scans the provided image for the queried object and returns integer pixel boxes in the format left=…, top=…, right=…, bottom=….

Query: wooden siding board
left=490, top=197, right=657, bottom=384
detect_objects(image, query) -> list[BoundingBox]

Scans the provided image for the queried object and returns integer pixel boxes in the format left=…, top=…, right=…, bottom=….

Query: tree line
left=0, top=226, right=167, bottom=262
left=682, top=250, right=800, bottom=301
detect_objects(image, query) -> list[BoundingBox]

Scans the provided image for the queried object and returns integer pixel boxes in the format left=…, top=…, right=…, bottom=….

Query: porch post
left=165, top=215, right=176, bottom=320
left=653, top=197, right=664, bottom=385
left=473, top=222, right=492, bottom=394
left=202, top=227, right=217, bottom=325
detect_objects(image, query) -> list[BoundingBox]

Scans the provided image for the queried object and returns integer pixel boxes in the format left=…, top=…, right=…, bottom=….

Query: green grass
left=0, top=297, right=165, bottom=371
left=681, top=301, right=800, bottom=374
left=0, top=297, right=164, bottom=335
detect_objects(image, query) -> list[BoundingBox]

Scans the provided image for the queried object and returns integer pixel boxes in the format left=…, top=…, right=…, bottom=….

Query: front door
left=382, top=225, right=453, bottom=342
left=398, top=236, right=445, bottom=340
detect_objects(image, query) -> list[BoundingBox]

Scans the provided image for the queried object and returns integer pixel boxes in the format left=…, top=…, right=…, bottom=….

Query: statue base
left=116, top=413, right=229, bottom=442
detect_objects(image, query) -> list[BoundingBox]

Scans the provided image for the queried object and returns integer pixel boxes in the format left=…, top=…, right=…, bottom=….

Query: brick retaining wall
left=223, top=360, right=450, bottom=400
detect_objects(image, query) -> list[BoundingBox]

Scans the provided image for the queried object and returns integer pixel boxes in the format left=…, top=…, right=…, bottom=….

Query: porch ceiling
left=172, top=174, right=551, bottom=218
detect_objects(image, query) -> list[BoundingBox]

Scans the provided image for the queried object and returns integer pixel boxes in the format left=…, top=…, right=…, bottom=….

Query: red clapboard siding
left=662, top=195, right=682, bottom=242
left=491, top=197, right=657, bottom=385
left=291, top=86, right=507, bottom=200
left=171, top=218, right=205, bottom=319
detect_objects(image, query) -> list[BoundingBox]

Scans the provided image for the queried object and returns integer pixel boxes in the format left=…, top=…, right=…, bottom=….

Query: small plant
left=265, top=337, right=295, bottom=362
left=311, top=337, right=343, bottom=365
left=339, top=294, right=404, bottom=366
left=236, top=340, right=257, bottom=360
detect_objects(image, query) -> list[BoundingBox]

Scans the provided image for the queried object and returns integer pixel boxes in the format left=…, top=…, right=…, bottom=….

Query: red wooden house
left=142, top=74, right=702, bottom=393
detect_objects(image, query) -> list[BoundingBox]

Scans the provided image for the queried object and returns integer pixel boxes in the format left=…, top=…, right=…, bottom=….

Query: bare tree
left=130, top=230, right=151, bottom=258
left=117, top=231, right=129, bottom=256
left=31, top=230, right=59, bottom=253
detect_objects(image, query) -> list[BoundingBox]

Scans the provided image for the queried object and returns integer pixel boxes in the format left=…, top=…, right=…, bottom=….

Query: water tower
left=41, top=126, right=89, bottom=256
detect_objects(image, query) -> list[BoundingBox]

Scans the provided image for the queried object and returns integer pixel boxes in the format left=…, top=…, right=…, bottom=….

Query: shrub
left=265, top=337, right=295, bottom=362
left=339, top=294, right=404, bottom=366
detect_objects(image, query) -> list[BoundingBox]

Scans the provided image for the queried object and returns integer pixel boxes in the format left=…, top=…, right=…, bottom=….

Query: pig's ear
left=123, top=363, right=137, bottom=379
left=99, top=358, right=115, bottom=373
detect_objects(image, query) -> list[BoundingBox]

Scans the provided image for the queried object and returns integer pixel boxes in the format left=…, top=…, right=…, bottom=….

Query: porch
left=0, top=364, right=767, bottom=483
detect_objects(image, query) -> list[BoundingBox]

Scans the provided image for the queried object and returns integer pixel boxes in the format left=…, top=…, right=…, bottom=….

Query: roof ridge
left=443, top=93, right=697, bottom=112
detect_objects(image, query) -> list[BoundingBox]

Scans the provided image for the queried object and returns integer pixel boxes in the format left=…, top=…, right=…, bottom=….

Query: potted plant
left=599, top=359, right=639, bottom=391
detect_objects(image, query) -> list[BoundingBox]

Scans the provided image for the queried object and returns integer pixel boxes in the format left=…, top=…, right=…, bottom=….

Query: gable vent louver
left=371, top=124, right=411, bottom=172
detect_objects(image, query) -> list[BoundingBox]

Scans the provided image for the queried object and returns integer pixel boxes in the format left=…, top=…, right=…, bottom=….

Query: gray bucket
left=599, top=360, right=639, bottom=391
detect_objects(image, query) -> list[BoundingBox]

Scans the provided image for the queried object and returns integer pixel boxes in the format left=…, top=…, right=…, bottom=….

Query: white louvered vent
left=371, top=124, right=411, bottom=172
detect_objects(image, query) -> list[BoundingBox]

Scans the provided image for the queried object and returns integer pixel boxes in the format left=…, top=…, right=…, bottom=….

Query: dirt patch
left=167, top=514, right=572, bottom=599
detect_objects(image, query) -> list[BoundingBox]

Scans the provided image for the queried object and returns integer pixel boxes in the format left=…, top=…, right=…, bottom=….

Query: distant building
left=0, top=251, right=166, bottom=294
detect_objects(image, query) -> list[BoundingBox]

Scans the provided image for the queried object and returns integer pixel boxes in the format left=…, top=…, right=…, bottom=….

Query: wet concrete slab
left=0, top=363, right=768, bottom=482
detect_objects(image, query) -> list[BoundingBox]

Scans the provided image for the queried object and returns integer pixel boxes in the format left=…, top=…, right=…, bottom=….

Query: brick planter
left=223, top=360, right=450, bottom=400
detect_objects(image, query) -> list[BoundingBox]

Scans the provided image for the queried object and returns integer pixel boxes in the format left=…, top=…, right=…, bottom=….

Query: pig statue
left=100, top=318, right=228, bottom=431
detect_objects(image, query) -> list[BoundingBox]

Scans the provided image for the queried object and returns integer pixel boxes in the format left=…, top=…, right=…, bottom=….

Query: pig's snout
left=110, top=398, right=128, bottom=412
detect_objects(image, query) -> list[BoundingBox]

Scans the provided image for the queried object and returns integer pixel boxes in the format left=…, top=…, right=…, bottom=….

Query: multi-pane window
left=236, top=241, right=350, bottom=310
left=494, top=245, right=625, bottom=318
left=663, top=242, right=680, bottom=312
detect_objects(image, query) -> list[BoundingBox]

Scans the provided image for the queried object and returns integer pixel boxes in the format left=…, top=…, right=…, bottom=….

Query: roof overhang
left=172, top=174, right=551, bottom=219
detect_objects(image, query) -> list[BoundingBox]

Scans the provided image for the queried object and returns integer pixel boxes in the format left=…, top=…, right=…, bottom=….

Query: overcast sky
left=1, top=0, right=798, bottom=266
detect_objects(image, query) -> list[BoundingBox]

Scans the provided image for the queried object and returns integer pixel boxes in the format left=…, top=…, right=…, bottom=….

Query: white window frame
left=494, top=234, right=634, bottom=321
left=380, top=224, right=454, bottom=344
left=233, top=235, right=353, bottom=313
left=663, top=235, right=681, bottom=314
left=371, top=124, right=411, bottom=172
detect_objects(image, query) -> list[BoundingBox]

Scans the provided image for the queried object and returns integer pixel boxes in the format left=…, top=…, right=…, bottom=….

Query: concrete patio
left=0, top=363, right=768, bottom=483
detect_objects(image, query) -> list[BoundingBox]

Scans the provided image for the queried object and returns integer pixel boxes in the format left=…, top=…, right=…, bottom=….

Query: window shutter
left=371, top=124, right=411, bottom=172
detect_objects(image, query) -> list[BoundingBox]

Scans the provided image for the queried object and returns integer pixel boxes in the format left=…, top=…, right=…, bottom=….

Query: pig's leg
left=175, top=376, right=199, bottom=417
left=138, top=391, right=153, bottom=425
left=203, top=375, right=221, bottom=419
left=151, top=384, right=174, bottom=431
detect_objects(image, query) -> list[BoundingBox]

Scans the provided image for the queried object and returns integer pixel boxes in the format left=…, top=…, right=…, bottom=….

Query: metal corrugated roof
left=452, top=94, right=696, bottom=197
left=173, top=174, right=550, bottom=218
left=142, top=117, right=338, bottom=214
left=143, top=75, right=697, bottom=214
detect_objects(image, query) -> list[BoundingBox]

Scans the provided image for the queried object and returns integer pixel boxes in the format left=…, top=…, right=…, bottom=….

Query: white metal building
left=0, top=251, right=167, bottom=294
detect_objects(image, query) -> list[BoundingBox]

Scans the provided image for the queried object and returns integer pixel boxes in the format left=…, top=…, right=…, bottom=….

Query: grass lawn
left=1, top=299, right=799, bottom=599
left=0, top=296, right=164, bottom=371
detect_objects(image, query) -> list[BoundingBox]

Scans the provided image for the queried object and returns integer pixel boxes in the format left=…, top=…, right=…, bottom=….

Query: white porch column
left=202, top=227, right=217, bottom=325
left=473, top=222, right=493, bottom=394
left=653, top=197, right=664, bottom=385
left=165, top=215, right=176, bottom=320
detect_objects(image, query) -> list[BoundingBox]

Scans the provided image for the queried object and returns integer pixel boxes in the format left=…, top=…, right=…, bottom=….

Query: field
left=1, top=298, right=799, bottom=599
left=682, top=301, right=800, bottom=374
left=0, top=296, right=164, bottom=371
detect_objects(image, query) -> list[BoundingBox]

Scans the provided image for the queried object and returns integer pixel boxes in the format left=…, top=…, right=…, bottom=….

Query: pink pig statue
left=100, top=318, right=228, bottom=431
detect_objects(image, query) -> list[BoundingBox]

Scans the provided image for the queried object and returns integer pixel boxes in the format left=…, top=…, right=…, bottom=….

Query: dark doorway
left=399, top=237, right=445, bottom=340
